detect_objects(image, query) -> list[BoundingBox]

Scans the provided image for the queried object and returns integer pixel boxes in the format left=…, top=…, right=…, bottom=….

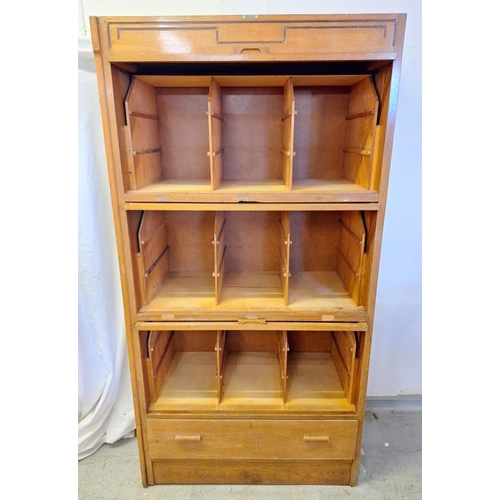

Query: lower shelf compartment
left=142, top=330, right=361, bottom=413
left=151, top=458, right=353, bottom=485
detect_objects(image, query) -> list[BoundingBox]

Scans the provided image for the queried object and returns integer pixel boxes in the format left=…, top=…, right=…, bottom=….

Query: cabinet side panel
left=90, top=17, right=151, bottom=486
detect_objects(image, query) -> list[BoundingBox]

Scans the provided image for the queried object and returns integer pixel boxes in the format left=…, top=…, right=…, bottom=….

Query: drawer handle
left=303, top=435, right=330, bottom=443
left=175, top=435, right=202, bottom=442
left=239, top=47, right=262, bottom=53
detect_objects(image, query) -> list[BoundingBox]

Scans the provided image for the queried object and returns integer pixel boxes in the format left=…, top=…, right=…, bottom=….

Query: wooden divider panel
left=216, top=330, right=227, bottom=402
left=137, top=212, right=169, bottom=304
left=331, top=332, right=358, bottom=403
left=213, top=212, right=227, bottom=305
left=278, top=212, right=292, bottom=304
left=277, top=331, right=289, bottom=403
left=125, top=78, right=162, bottom=189
left=343, top=77, right=379, bottom=188
left=208, top=78, right=223, bottom=189
left=282, top=78, right=296, bottom=190
left=146, top=331, right=174, bottom=401
left=335, top=212, right=366, bottom=305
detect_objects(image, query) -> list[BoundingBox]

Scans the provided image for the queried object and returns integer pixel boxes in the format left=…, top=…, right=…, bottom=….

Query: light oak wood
left=216, top=330, right=227, bottom=403
left=136, top=75, right=368, bottom=87
left=278, top=212, right=291, bottom=304
left=124, top=78, right=162, bottom=190
left=282, top=78, right=295, bottom=189
left=91, top=13, right=406, bottom=487
left=157, top=87, right=210, bottom=181
left=208, top=78, right=223, bottom=188
left=147, top=419, right=357, bottom=459
left=136, top=322, right=368, bottom=332
left=145, top=331, right=172, bottom=400
left=331, top=331, right=358, bottom=403
left=96, top=15, right=400, bottom=62
left=125, top=202, right=380, bottom=211
left=152, top=459, right=352, bottom=485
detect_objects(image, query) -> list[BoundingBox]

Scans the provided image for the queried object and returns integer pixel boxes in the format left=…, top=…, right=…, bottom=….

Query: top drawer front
left=100, top=17, right=400, bottom=61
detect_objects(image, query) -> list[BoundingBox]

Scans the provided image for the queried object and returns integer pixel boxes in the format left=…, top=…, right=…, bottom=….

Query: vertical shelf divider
left=343, top=77, right=379, bottom=189
left=281, top=78, right=296, bottom=190
left=330, top=331, right=358, bottom=403
left=278, top=212, right=292, bottom=305
left=213, top=211, right=227, bottom=305
left=336, top=212, right=366, bottom=305
left=137, top=211, right=170, bottom=304
left=216, top=330, right=227, bottom=403
left=208, top=78, right=223, bottom=189
left=146, top=331, right=174, bottom=401
left=124, top=78, right=163, bottom=190
left=277, top=331, right=289, bottom=403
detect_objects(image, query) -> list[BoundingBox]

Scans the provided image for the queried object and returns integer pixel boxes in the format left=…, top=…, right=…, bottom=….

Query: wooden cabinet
left=90, top=14, right=406, bottom=486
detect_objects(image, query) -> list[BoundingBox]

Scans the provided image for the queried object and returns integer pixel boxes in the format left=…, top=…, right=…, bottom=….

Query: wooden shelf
left=138, top=271, right=366, bottom=321
left=124, top=178, right=378, bottom=203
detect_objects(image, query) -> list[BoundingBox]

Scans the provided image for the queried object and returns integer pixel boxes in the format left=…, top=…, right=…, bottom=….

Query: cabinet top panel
left=90, top=14, right=406, bottom=63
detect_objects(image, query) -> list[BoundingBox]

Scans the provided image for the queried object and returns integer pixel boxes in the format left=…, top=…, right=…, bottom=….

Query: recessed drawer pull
left=240, top=47, right=262, bottom=53
left=303, top=435, right=330, bottom=443
left=174, top=435, right=202, bottom=442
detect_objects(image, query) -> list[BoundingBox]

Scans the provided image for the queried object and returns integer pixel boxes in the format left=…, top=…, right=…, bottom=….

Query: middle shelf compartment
left=128, top=209, right=373, bottom=321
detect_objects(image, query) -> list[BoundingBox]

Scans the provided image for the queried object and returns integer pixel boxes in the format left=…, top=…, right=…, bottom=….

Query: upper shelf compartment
left=122, top=75, right=380, bottom=203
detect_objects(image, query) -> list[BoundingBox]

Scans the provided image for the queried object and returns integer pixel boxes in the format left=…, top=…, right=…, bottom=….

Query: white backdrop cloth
left=78, top=41, right=135, bottom=459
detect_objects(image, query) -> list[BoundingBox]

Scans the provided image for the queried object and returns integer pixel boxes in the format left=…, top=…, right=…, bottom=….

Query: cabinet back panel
left=166, top=212, right=214, bottom=272
left=290, top=212, right=339, bottom=271
left=222, top=88, right=283, bottom=180
left=226, top=330, right=279, bottom=352
left=157, top=88, right=210, bottom=180
left=288, top=331, right=332, bottom=352
left=225, top=212, right=280, bottom=272
left=171, top=331, right=217, bottom=351
left=294, top=88, right=349, bottom=180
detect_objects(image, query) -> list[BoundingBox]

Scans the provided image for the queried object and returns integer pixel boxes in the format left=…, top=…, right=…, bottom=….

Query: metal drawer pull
left=303, top=435, right=330, bottom=443
left=174, top=435, right=202, bottom=442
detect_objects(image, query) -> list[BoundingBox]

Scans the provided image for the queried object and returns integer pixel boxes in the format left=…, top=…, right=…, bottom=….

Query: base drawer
left=151, top=458, right=352, bottom=485
left=147, top=418, right=358, bottom=460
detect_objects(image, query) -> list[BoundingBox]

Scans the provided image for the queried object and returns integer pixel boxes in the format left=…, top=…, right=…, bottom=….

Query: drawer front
left=98, top=16, right=401, bottom=61
left=147, top=419, right=358, bottom=460
left=151, top=459, right=352, bottom=485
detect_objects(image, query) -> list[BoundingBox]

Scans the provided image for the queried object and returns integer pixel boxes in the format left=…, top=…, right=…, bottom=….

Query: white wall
left=79, top=0, right=422, bottom=397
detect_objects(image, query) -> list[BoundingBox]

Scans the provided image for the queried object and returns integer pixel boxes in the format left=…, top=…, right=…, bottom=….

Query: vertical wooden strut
left=216, top=330, right=227, bottom=403
left=277, top=331, right=289, bottom=403
left=213, top=212, right=227, bottom=305
left=137, top=211, right=169, bottom=305
left=208, top=78, right=223, bottom=189
left=278, top=212, right=292, bottom=304
left=343, top=77, right=379, bottom=189
left=282, top=78, right=296, bottom=190
left=124, top=78, right=162, bottom=190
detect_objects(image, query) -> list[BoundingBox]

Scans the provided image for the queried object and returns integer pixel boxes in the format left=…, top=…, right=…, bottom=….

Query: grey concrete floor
left=78, top=408, right=421, bottom=499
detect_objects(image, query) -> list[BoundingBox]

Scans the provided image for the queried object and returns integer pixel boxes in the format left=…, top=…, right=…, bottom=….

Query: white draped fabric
left=78, top=39, right=135, bottom=459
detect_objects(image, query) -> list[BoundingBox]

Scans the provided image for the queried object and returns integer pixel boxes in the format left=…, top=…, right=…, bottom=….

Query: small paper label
left=242, top=15, right=258, bottom=20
